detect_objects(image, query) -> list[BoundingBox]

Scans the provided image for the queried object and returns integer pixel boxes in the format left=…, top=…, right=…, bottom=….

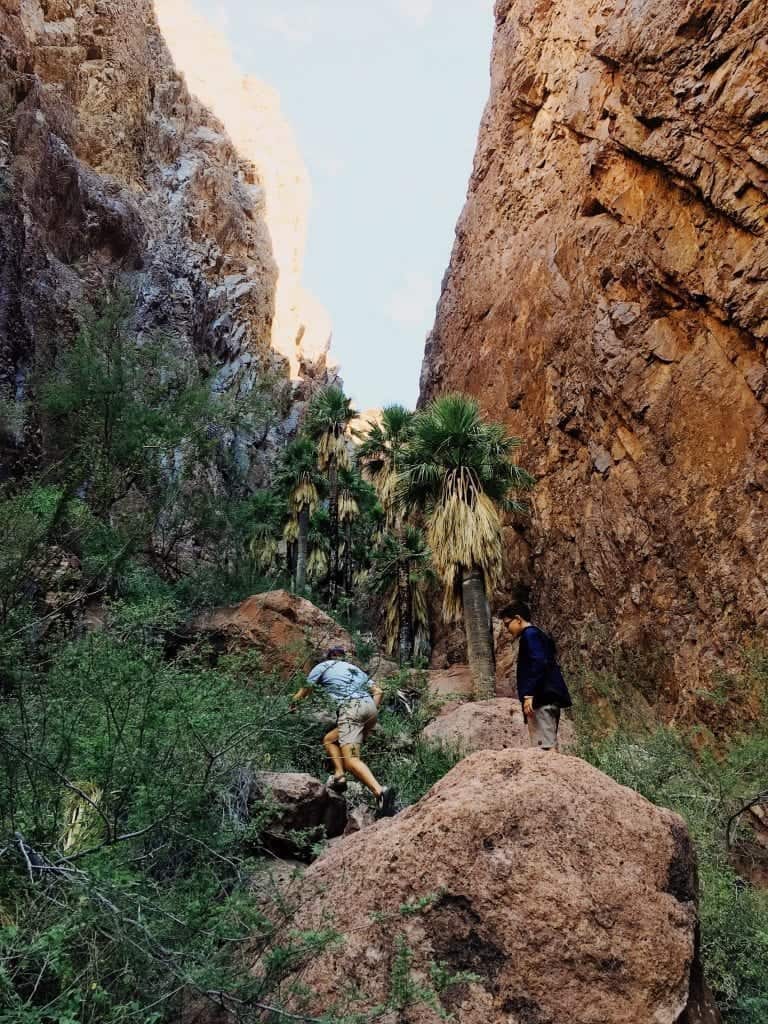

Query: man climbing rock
left=499, top=603, right=572, bottom=750
left=290, top=646, right=396, bottom=817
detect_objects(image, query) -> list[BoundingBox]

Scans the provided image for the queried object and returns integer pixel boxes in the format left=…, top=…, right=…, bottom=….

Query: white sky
left=191, top=0, right=495, bottom=410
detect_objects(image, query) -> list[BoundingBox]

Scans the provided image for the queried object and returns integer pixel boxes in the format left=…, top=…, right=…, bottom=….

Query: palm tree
left=304, top=386, right=358, bottom=604
left=400, top=393, right=534, bottom=698
left=357, top=405, right=415, bottom=525
left=275, top=437, right=322, bottom=592
left=358, top=405, right=418, bottom=660
left=247, top=490, right=283, bottom=577
left=307, top=506, right=330, bottom=586
left=338, top=467, right=361, bottom=598
left=370, top=526, right=432, bottom=665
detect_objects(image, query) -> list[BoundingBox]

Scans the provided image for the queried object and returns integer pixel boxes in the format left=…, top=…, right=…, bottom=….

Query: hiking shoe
left=376, top=786, right=396, bottom=818
left=327, top=774, right=347, bottom=794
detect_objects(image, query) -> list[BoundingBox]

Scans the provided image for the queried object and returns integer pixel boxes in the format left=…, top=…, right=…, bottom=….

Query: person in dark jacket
left=498, top=602, right=572, bottom=750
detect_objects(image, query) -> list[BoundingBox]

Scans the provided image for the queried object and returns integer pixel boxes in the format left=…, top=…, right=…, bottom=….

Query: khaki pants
left=528, top=705, right=561, bottom=750
left=337, top=696, right=378, bottom=747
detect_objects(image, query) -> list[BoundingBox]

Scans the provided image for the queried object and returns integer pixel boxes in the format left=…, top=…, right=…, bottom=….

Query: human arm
left=369, top=681, right=383, bottom=707
left=289, top=685, right=313, bottom=711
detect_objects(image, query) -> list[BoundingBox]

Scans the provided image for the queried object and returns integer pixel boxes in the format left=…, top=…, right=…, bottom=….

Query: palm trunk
left=344, top=519, right=354, bottom=597
left=328, top=462, right=339, bottom=605
left=462, top=565, right=496, bottom=699
left=286, top=540, right=297, bottom=584
left=397, top=560, right=414, bottom=666
left=296, top=505, right=309, bottom=592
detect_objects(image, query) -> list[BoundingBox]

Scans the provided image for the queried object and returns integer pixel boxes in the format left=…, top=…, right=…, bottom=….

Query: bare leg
left=340, top=743, right=382, bottom=797
left=323, top=728, right=345, bottom=781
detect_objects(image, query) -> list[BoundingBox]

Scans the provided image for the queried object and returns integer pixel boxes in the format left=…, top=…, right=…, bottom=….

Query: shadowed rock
left=269, top=749, right=718, bottom=1023
left=231, top=769, right=347, bottom=861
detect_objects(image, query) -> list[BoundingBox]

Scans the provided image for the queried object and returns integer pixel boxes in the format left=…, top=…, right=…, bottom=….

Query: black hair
left=326, top=646, right=347, bottom=659
left=497, top=602, right=531, bottom=622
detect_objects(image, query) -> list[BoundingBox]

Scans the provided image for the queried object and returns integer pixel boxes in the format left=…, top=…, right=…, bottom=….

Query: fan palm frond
left=357, top=404, right=415, bottom=525
left=399, top=393, right=533, bottom=618
left=60, top=782, right=104, bottom=853
left=304, top=386, right=358, bottom=471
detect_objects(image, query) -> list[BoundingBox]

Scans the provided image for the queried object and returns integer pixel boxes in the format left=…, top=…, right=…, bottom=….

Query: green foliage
left=36, top=292, right=277, bottom=583
left=303, top=386, right=358, bottom=470
left=0, top=585, right=338, bottom=1023
left=581, top=725, right=768, bottom=1023
left=0, top=485, right=69, bottom=624
left=400, top=393, right=533, bottom=512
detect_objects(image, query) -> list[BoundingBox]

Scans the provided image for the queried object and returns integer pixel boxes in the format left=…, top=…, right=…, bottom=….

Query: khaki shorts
left=337, top=696, right=378, bottom=748
left=527, top=704, right=561, bottom=750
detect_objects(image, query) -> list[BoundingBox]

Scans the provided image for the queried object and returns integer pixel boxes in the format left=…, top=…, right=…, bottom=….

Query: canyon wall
left=0, top=0, right=331, bottom=479
left=421, top=0, right=768, bottom=707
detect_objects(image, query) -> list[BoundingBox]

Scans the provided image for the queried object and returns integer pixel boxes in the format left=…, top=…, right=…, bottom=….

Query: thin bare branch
left=0, top=737, right=113, bottom=841
left=726, top=789, right=768, bottom=848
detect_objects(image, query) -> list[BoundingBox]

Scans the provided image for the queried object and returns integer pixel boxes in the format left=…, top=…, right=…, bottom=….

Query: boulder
left=426, top=663, right=475, bottom=700
left=190, top=590, right=353, bottom=678
left=365, top=653, right=401, bottom=681
left=423, top=697, right=575, bottom=753
left=231, top=770, right=347, bottom=860
left=268, top=750, right=710, bottom=1024
left=426, top=662, right=518, bottom=702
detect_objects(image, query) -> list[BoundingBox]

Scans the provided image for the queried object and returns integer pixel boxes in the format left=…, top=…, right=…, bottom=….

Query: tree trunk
left=296, top=504, right=309, bottom=592
left=328, top=462, right=339, bottom=605
left=462, top=565, right=496, bottom=699
left=344, top=519, right=353, bottom=597
left=397, top=561, right=414, bottom=665
left=286, top=540, right=297, bottom=584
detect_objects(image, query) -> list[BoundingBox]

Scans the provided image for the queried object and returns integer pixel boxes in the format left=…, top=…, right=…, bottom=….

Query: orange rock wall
left=420, top=0, right=768, bottom=702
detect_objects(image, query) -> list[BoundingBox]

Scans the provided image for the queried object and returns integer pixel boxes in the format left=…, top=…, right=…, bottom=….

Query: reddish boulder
left=191, top=590, right=353, bottom=677
left=231, top=770, right=347, bottom=860
left=426, top=663, right=475, bottom=699
left=423, top=697, right=575, bottom=753
left=269, top=750, right=710, bottom=1024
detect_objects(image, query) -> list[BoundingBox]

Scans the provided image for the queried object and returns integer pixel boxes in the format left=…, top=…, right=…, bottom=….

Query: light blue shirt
left=307, top=660, right=374, bottom=707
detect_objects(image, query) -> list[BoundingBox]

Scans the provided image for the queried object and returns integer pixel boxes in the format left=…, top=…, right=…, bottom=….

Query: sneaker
left=376, top=786, right=396, bottom=818
left=327, top=774, right=347, bottom=794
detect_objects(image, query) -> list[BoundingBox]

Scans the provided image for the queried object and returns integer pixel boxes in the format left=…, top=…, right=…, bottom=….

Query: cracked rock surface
left=0, top=0, right=332, bottom=480
left=273, top=749, right=715, bottom=1024
left=421, top=0, right=768, bottom=709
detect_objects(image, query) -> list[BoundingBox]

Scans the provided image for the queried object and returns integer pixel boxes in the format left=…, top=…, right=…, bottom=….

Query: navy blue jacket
left=517, top=626, right=572, bottom=709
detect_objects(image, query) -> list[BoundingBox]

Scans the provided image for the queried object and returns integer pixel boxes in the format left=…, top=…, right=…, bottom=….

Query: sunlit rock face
left=154, top=0, right=333, bottom=378
left=420, top=0, right=768, bottom=711
left=0, top=0, right=331, bottom=479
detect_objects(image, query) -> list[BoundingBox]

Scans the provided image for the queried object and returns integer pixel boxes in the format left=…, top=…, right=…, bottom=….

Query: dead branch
left=726, top=789, right=768, bottom=848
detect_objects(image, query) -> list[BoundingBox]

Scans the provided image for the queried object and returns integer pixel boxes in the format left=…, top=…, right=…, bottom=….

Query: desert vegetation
left=0, top=297, right=766, bottom=1023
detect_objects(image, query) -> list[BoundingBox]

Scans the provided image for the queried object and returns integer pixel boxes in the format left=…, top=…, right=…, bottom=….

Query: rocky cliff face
left=0, top=0, right=332, bottom=479
left=421, top=0, right=768, bottom=708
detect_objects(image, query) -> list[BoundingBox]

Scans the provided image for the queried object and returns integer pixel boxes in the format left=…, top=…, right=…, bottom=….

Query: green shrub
left=581, top=726, right=768, bottom=1022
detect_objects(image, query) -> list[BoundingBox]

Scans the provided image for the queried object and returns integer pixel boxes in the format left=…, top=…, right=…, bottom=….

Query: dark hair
left=497, top=602, right=531, bottom=622
left=326, top=646, right=346, bottom=659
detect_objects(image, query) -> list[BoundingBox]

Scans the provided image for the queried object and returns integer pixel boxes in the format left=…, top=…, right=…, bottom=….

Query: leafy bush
left=0, top=589, right=334, bottom=1023
left=581, top=726, right=768, bottom=1022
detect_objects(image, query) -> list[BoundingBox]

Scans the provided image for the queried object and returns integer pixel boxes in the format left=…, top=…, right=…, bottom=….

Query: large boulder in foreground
left=423, top=697, right=576, bottom=753
left=270, top=750, right=716, bottom=1024
left=191, top=590, right=352, bottom=677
